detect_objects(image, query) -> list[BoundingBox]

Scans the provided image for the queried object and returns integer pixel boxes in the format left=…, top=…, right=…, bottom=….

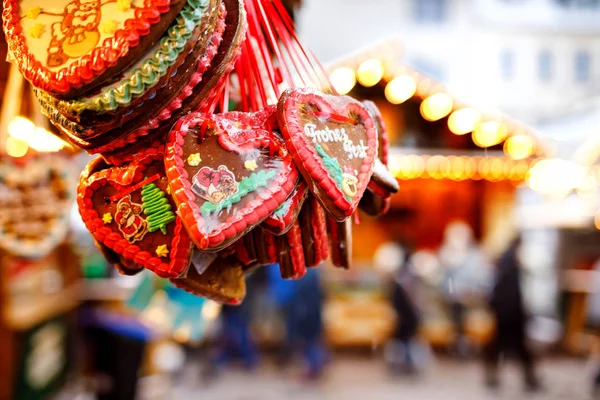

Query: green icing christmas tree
left=141, top=183, right=176, bottom=234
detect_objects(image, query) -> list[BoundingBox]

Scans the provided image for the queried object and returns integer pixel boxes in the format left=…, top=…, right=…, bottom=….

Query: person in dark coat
left=484, top=236, right=541, bottom=391
left=375, top=242, right=422, bottom=374
left=267, top=264, right=327, bottom=379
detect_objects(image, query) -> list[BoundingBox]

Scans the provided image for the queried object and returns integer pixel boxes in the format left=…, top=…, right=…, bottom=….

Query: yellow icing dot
left=187, top=153, right=202, bottom=166
left=244, top=159, right=258, bottom=171
left=101, top=19, right=119, bottom=35
left=25, top=6, right=41, bottom=20
left=29, top=23, right=46, bottom=39
left=102, top=213, right=113, bottom=224
left=166, top=185, right=172, bottom=195
left=117, top=0, right=132, bottom=12
left=156, top=244, right=169, bottom=258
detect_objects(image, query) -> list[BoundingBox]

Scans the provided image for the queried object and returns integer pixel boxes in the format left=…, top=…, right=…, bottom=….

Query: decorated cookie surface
left=36, top=0, right=216, bottom=122
left=262, top=180, right=307, bottom=235
left=0, top=156, right=76, bottom=259
left=278, top=88, right=378, bottom=221
left=165, top=108, right=297, bottom=251
left=78, top=153, right=193, bottom=278
left=3, top=0, right=186, bottom=97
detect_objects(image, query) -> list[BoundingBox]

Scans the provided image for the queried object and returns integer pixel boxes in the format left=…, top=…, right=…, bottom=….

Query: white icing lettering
left=303, top=124, right=369, bottom=160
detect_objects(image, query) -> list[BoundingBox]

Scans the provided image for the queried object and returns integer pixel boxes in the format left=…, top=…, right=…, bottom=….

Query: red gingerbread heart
left=77, top=152, right=193, bottom=279
left=165, top=107, right=298, bottom=251
left=278, top=88, right=378, bottom=221
left=262, top=180, right=308, bottom=235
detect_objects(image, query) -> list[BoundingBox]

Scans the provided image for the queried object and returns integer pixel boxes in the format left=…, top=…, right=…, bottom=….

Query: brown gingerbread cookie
left=298, top=195, right=329, bottom=268
left=278, top=88, right=378, bottom=221
left=77, top=151, right=193, bottom=279
left=169, top=255, right=246, bottom=304
left=326, top=216, right=352, bottom=269
left=4, top=0, right=187, bottom=98
left=276, top=219, right=306, bottom=280
left=262, top=180, right=308, bottom=235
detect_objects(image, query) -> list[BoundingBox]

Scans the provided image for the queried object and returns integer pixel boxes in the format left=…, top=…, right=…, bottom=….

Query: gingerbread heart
left=327, top=217, right=352, bottom=269
left=78, top=153, right=193, bottom=278
left=3, top=0, right=186, bottom=98
left=165, top=107, right=298, bottom=251
left=298, top=195, right=329, bottom=268
left=170, top=254, right=246, bottom=305
left=0, top=156, right=76, bottom=259
left=262, top=180, right=308, bottom=235
left=278, top=88, right=378, bottom=221
left=276, top=219, right=306, bottom=280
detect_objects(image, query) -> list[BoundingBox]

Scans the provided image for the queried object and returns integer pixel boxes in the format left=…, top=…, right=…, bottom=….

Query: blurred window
left=538, top=50, right=553, bottom=82
left=555, top=0, right=600, bottom=7
left=575, top=51, right=591, bottom=83
left=414, top=0, right=446, bottom=23
left=500, top=50, right=514, bottom=80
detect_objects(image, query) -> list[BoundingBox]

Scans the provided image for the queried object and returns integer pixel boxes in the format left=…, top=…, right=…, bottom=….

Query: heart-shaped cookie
left=278, top=88, right=378, bottom=221
left=165, top=107, right=298, bottom=251
left=298, top=195, right=329, bottom=268
left=78, top=153, right=193, bottom=278
left=276, top=219, right=306, bottom=280
left=3, top=0, right=186, bottom=98
left=327, top=217, right=352, bottom=269
left=0, top=156, right=76, bottom=259
left=169, top=254, right=246, bottom=304
left=262, top=180, right=308, bottom=235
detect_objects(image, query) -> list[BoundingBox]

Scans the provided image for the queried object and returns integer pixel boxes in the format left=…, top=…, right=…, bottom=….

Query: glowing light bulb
left=472, top=121, right=507, bottom=148
left=330, top=67, right=356, bottom=95
left=6, top=136, right=28, bottom=158
left=357, top=59, right=384, bottom=87
left=8, top=116, right=35, bottom=141
left=420, top=93, right=453, bottom=122
left=504, top=135, right=535, bottom=160
left=385, top=76, right=417, bottom=104
left=448, top=108, right=481, bottom=135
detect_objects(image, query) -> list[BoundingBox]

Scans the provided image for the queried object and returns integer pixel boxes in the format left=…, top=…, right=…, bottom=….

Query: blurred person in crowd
left=586, top=258, right=600, bottom=397
left=484, top=235, right=541, bottom=392
left=267, top=264, right=327, bottom=379
left=209, top=276, right=260, bottom=375
left=439, top=221, right=490, bottom=357
left=375, top=242, right=424, bottom=375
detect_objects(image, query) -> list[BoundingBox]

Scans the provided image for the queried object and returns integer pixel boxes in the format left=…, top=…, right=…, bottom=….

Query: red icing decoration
left=78, top=151, right=192, bottom=278
left=2, top=0, right=174, bottom=95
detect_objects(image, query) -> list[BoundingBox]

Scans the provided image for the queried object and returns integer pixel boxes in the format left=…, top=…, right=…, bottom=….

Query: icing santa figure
left=192, top=166, right=238, bottom=204
left=115, top=195, right=148, bottom=243
left=46, top=0, right=103, bottom=67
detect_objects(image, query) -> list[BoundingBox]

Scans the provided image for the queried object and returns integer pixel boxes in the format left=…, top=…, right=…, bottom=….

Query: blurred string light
left=329, top=67, right=356, bottom=95
left=384, top=75, right=416, bottom=104
left=7, top=116, right=70, bottom=153
left=389, top=154, right=533, bottom=182
left=595, top=210, right=600, bottom=230
left=527, top=158, right=587, bottom=196
left=6, top=136, right=28, bottom=158
left=420, top=93, right=453, bottom=122
left=472, top=121, right=507, bottom=148
left=448, top=108, right=481, bottom=135
left=356, top=59, right=384, bottom=87
left=504, top=135, right=535, bottom=160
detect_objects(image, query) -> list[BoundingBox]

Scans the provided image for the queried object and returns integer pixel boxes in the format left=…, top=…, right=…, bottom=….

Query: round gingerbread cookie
left=3, top=0, right=187, bottom=98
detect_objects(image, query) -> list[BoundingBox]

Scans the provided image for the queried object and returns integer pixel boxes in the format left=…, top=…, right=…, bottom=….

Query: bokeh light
left=357, top=59, right=384, bottom=87
left=448, top=108, right=481, bottom=135
left=472, top=121, right=507, bottom=148
left=385, top=75, right=417, bottom=104
left=504, top=135, right=535, bottom=160
left=420, top=93, right=453, bottom=122
left=6, top=136, right=28, bottom=158
left=329, top=67, right=356, bottom=95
